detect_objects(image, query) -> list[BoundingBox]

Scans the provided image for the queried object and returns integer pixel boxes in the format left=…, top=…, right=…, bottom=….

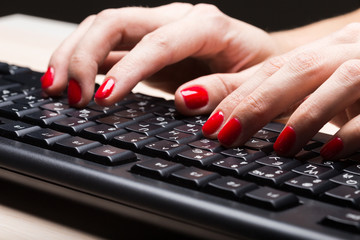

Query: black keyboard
left=1, top=62, right=360, bottom=240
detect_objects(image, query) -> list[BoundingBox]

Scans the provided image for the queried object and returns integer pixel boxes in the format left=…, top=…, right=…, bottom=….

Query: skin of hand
left=41, top=2, right=282, bottom=107
left=200, top=23, right=360, bottom=160
left=40, top=2, right=360, bottom=161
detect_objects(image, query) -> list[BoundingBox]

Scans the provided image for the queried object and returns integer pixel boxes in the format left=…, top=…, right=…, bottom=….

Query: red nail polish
left=95, top=78, right=115, bottom=100
left=67, top=79, right=82, bottom=105
left=180, top=86, right=208, bottom=109
left=273, top=126, right=296, bottom=154
left=41, top=67, right=54, bottom=89
left=218, top=118, right=242, bottom=146
left=320, top=137, right=343, bottom=159
left=202, top=111, right=224, bottom=136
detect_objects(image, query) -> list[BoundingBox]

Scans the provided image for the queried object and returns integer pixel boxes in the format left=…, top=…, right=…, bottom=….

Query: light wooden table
left=0, top=13, right=339, bottom=240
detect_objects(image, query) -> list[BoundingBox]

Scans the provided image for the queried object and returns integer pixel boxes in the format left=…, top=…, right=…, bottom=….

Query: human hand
left=199, top=23, right=360, bottom=160
left=41, top=2, right=281, bottom=109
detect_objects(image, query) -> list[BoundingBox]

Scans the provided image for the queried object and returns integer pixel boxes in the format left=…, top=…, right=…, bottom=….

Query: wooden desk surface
left=0, top=13, right=339, bottom=240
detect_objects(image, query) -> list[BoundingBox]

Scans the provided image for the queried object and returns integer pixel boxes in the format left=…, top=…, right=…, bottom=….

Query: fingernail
left=41, top=66, right=54, bottom=89
left=95, top=77, right=115, bottom=100
left=180, top=86, right=208, bottom=109
left=67, top=79, right=82, bottom=105
left=202, top=111, right=224, bottom=135
left=320, top=137, right=343, bottom=159
left=218, top=118, right=242, bottom=146
left=273, top=126, right=296, bottom=155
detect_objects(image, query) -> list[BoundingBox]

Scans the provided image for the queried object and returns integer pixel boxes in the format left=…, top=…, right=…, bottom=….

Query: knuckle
left=192, top=3, right=228, bottom=26
left=332, top=23, right=360, bottom=43
left=142, top=30, right=170, bottom=51
left=287, top=51, right=322, bottom=75
left=242, top=94, right=268, bottom=119
left=96, top=8, right=118, bottom=20
left=294, top=102, right=322, bottom=127
left=262, top=56, right=287, bottom=76
left=336, top=59, right=360, bottom=87
left=167, top=2, right=193, bottom=9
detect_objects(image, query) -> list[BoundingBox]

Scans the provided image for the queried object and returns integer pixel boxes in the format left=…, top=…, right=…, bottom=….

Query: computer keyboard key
left=125, top=121, right=168, bottom=136
left=84, top=145, right=137, bottom=166
left=211, top=157, right=260, bottom=176
left=330, top=172, right=360, bottom=188
left=156, top=130, right=199, bottom=144
left=0, top=88, right=25, bottom=101
left=205, top=176, right=258, bottom=200
left=188, top=138, right=224, bottom=152
left=323, top=185, right=360, bottom=208
left=53, top=136, right=102, bottom=156
left=24, top=128, right=70, bottom=147
left=111, top=132, right=157, bottom=151
left=253, top=129, right=278, bottom=142
left=80, top=124, right=127, bottom=142
left=344, top=164, right=360, bottom=175
left=87, top=102, right=124, bottom=114
left=175, top=148, right=224, bottom=167
left=114, top=108, right=153, bottom=121
left=283, top=175, right=336, bottom=197
left=51, top=117, right=97, bottom=134
left=67, top=108, right=105, bottom=121
left=256, top=155, right=301, bottom=170
left=144, top=140, right=191, bottom=159
left=24, top=110, right=66, bottom=126
left=40, top=102, right=75, bottom=114
left=0, top=121, right=41, bottom=138
left=14, top=93, right=52, bottom=107
left=322, top=210, right=360, bottom=232
left=0, top=103, right=39, bottom=118
left=247, top=166, right=297, bottom=186
left=293, top=163, right=338, bottom=179
left=183, top=115, right=208, bottom=126
left=131, top=158, right=184, bottom=179
left=169, top=167, right=220, bottom=189
left=244, top=138, right=273, bottom=153
left=174, top=124, right=202, bottom=135
left=221, top=147, right=266, bottom=161
left=244, top=186, right=299, bottom=210
left=144, top=116, right=182, bottom=128
left=96, top=115, right=134, bottom=128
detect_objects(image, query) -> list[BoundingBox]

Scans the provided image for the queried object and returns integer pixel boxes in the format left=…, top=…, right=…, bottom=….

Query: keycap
left=24, top=110, right=66, bottom=126
left=87, top=102, right=124, bottom=114
left=253, top=129, right=278, bottom=142
left=0, top=121, right=41, bottom=138
left=323, top=185, right=360, bottom=208
left=244, top=186, right=299, bottom=210
left=53, top=136, right=102, bottom=156
left=188, top=138, right=224, bottom=152
left=322, top=210, right=360, bottom=232
left=125, top=101, right=159, bottom=112
left=80, top=124, right=127, bottom=142
left=144, top=140, right=191, bottom=159
left=210, top=157, right=259, bottom=176
left=24, top=128, right=70, bottom=147
left=0, top=88, right=25, bottom=101
left=131, top=158, right=184, bottom=179
left=40, top=102, right=74, bottom=114
left=144, top=116, right=182, bottom=128
left=283, top=175, right=336, bottom=197
left=330, top=172, right=360, bottom=188
left=247, top=166, right=297, bottom=186
left=205, top=176, right=257, bottom=200
left=125, top=121, right=168, bottom=136
left=0, top=103, right=39, bottom=118
left=156, top=130, right=199, bottom=144
left=67, top=108, right=105, bottom=121
left=111, top=132, right=157, bottom=151
left=174, top=124, right=202, bottom=135
left=14, top=93, right=52, bottom=107
left=114, top=108, right=153, bottom=121
left=51, top=117, right=96, bottom=134
left=175, top=148, right=224, bottom=167
left=84, top=145, right=137, bottom=166
left=244, top=138, right=273, bottom=154
left=169, top=167, right=220, bottom=189
left=183, top=115, right=208, bottom=126
left=221, top=147, right=266, bottom=161
left=293, top=163, right=338, bottom=179
left=96, top=115, right=134, bottom=128
left=256, top=155, right=301, bottom=170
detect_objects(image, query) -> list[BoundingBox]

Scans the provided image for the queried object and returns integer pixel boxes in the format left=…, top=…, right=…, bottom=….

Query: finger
left=67, top=3, right=194, bottom=107
left=174, top=63, right=261, bottom=115
left=94, top=4, right=272, bottom=106
left=320, top=115, right=360, bottom=160
left=41, top=14, right=96, bottom=96
left=217, top=44, right=360, bottom=147
left=274, top=59, right=360, bottom=156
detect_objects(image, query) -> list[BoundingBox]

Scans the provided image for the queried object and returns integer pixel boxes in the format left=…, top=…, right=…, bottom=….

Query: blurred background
left=1, top=0, right=360, bottom=31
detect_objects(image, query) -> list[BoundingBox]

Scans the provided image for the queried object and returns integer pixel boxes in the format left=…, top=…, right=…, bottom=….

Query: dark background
left=1, top=0, right=360, bottom=31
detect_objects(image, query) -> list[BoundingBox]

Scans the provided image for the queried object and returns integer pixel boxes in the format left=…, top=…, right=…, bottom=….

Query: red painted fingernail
left=41, top=66, right=54, bottom=89
left=180, top=86, right=208, bottom=109
left=202, top=111, right=224, bottom=136
left=67, top=79, right=82, bottom=105
left=95, top=77, right=115, bottom=100
left=273, top=126, right=296, bottom=155
left=218, top=118, right=242, bottom=146
left=320, top=137, right=343, bottom=159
